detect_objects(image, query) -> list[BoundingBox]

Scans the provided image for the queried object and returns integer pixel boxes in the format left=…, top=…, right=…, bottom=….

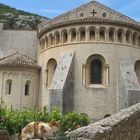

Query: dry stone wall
left=68, top=103, right=140, bottom=140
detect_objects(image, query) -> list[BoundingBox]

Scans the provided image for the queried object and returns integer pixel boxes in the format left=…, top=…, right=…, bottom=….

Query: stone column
left=85, top=28, right=88, bottom=42
left=105, top=64, right=109, bottom=86
left=82, top=64, right=86, bottom=85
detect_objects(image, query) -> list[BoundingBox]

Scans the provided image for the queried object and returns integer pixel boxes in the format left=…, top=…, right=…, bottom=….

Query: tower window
left=89, top=29, right=95, bottom=41
left=80, top=29, right=85, bottom=41
left=90, top=59, right=102, bottom=84
left=126, top=31, right=131, bottom=44
left=46, top=58, right=57, bottom=87
left=99, top=30, right=105, bottom=41
left=5, top=79, right=12, bottom=95
left=62, top=32, right=68, bottom=43
left=85, top=54, right=109, bottom=86
left=25, top=81, right=30, bottom=96
left=118, top=30, right=123, bottom=43
left=109, top=30, right=114, bottom=42
left=71, top=30, right=76, bottom=42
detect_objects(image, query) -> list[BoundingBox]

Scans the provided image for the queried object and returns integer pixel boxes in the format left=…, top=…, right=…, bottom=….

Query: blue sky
left=0, top=0, right=140, bottom=21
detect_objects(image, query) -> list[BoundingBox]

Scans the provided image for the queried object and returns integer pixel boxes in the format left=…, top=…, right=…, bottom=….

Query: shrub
left=0, top=100, right=90, bottom=136
left=61, top=112, right=90, bottom=132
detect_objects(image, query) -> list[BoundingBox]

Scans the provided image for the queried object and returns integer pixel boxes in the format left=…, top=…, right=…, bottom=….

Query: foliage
left=0, top=99, right=90, bottom=136
left=61, top=112, right=90, bottom=132
left=0, top=3, right=47, bottom=29
left=0, top=3, right=39, bottom=16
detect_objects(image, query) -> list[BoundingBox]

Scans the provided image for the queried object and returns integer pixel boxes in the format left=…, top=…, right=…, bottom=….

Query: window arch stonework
left=5, top=79, right=12, bottom=95
left=99, top=29, right=106, bottom=42
left=70, top=29, right=76, bottom=42
left=109, top=29, right=115, bottom=42
left=89, top=29, right=96, bottom=41
left=79, top=28, right=86, bottom=41
left=45, top=36, right=48, bottom=48
left=49, top=34, right=54, bottom=46
left=25, top=80, right=31, bottom=96
left=118, top=29, right=124, bottom=43
left=90, top=59, right=102, bottom=84
left=84, top=54, right=109, bottom=87
left=55, top=32, right=60, bottom=45
left=46, top=58, right=57, bottom=87
left=126, top=31, right=131, bottom=44
left=40, top=39, right=45, bottom=50
left=41, top=26, right=140, bottom=48
left=132, top=33, right=138, bottom=46
left=62, top=31, right=68, bottom=43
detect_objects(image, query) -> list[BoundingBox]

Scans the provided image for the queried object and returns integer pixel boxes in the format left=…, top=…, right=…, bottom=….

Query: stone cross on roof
left=91, top=9, right=97, bottom=16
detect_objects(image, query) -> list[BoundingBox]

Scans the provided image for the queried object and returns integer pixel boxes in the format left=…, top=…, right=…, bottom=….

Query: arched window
left=118, top=29, right=123, bottom=43
left=71, top=30, right=76, bottom=42
left=55, top=33, right=60, bottom=45
left=62, top=31, right=68, bottom=43
left=132, top=33, right=137, bottom=46
left=90, top=59, right=102, bottom=84
left=45, top=36, right=48, bottom=48
left=89, top=29, right=95, bottom=41
left=85, top=54, right=109, bottom=86
left=99, top=30, right=105, bottom=41
left=135, top=60, right=140, bottom=84
left=138, top=36, right=140, bottom=47
left=80, top=29, right=86, bottom=41
left=25, top=81, right=31, bottom=96
left=5, top=79, right=12, bottom=95
left=46, top=58, right=57, bottom=87
left=40, top=39, right=45, bottom=49
left=109, top=30, right=114, bottom=42
left=126, top=31, right=131, bottom=44
left=49, top=34, right=53, bottom=46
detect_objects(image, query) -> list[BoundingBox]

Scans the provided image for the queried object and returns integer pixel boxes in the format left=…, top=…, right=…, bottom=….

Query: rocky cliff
left=0, top=3, right=48, bottom=30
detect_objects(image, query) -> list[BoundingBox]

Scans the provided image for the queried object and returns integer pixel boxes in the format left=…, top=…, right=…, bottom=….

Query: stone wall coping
left=68, top=103, right=140, bottom=139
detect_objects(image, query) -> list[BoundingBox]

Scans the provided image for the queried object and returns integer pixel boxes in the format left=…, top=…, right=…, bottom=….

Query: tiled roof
left=39, top=0, right=140, bottom=32
left=0, top=52, right=40, bottom=69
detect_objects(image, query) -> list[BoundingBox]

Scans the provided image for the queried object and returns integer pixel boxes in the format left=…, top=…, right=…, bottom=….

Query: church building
left=0, top=1, right=140, bottom=120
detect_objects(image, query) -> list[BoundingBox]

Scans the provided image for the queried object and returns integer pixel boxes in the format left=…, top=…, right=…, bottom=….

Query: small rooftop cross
left=91, top=9, right=97, bottom=16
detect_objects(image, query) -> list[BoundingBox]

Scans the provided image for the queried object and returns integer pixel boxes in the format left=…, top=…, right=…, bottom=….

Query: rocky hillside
left=0, top=3, right=48, bottom=30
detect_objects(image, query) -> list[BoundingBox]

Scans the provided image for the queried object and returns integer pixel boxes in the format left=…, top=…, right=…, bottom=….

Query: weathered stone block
left=68, top=103, right=140, bottom=140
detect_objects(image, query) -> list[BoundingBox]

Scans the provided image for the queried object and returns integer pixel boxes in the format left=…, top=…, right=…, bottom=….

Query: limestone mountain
left=0, top=3, right=48, bottom=29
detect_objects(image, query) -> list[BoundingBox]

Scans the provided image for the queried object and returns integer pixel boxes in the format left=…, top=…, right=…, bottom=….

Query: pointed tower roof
left=39, top=0, right=140, bottom=36
left=0, top=52, right=40, bottom=69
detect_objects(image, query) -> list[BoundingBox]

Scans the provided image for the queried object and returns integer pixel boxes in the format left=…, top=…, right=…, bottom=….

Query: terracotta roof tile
left=39, top=0, right=140, bottom=32
left=0, top=52, right=40, bottom=69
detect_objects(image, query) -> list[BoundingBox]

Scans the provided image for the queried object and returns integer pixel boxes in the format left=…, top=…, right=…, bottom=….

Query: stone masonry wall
left=0, top=28, right=37, bottom=59
left=49, top=51, right=74, bottom=114
left=68, top=103, right=140, bottom=140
